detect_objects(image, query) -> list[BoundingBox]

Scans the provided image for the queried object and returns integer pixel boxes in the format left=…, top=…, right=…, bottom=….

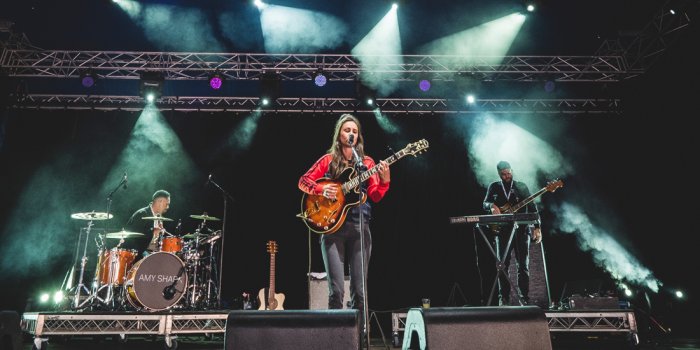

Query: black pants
left=320, top=216, right=371, bottom=311
left=488, top=225, right=531, bottom=304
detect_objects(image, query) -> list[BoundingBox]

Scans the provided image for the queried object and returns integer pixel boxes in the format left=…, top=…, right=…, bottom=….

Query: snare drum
left=125, top=252, right=187, bottom=311
left=161, top=236, right=183, bottom=253
left=95, top=248, right=138, bottom=285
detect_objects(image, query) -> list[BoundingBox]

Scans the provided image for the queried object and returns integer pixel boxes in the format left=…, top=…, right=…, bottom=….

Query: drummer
left=124, top=189, right=171, bottom=256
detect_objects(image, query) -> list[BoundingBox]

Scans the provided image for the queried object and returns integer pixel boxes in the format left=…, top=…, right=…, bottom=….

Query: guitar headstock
left=266, top=240, right=278, bottom=254
left=545, top=179, right=563, bottom=192
left=404, top=139, right=429, bottom=157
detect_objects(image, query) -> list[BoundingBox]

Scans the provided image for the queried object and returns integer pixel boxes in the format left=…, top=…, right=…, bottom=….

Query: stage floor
left=13, top=336, right=700, bottom=350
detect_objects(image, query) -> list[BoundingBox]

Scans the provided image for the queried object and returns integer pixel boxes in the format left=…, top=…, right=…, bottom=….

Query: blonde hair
left=327, top=114, right=365, bottom=179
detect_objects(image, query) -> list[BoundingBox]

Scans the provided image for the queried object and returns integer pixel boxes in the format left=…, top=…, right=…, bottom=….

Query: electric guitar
left=490, top=179, right=563, bottom=233
left=258, top=240, right=285, bottom=310
left=298, top=139, right=429, bottom=234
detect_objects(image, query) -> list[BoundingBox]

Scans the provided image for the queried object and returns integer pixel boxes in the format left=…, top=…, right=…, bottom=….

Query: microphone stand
left=106, top=172, right=128, bottom=232
left=351, top=144, right=370, bottom=346
left=207, top=175, right=234, bottom=308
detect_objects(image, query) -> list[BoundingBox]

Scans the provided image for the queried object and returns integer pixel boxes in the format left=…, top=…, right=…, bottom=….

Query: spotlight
left=624, top=289, right=633, bottom=297
left=80, top=70, right=96, bottom=88
left=39, top=293, right=50, bottom=303
left=526, top=4, right=535, bottom=12
left=675, top=290, right=684, bottom=299
left=419, top=79, right=431, bottom=92
left=260, top=71, right=281, bottom=105
left=544, top=80, right=555, bottom=93
left=466, top=94, right=476, bottom=104
left=209, top=72, right=223, bottom=90
left=669, top=9, right=676, bottom=15
left=53, top=291, right=64, bottom=304
left=314, top=71, right=327, bottom=87
left=356, top=80, right=378, bottom=108
left=139, top=71, right=164, bottom=103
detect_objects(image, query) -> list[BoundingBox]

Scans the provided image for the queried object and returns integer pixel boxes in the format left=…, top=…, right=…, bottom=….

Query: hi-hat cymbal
left=71, top=212, right=113, bottom=221
left=142, top=216, right=173, bottom=221
left=105, top=230, right=144, bottom=239
left=190, top=214, right=221, bottom=221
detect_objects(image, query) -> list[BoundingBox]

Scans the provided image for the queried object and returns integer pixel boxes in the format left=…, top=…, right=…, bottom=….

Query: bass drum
left=125, top=252, right=188, bottom=311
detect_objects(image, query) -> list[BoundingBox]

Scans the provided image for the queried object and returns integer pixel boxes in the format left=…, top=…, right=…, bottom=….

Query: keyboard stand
left=475, top=222, right=522, bottom=306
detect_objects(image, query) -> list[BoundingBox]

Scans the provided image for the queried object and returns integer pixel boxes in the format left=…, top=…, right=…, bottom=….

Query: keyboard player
left=482, top=161, right=541, bottom=306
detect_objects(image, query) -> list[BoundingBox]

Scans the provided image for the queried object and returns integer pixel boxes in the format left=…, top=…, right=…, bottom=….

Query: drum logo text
left=137, top=273, right=179, bottom=283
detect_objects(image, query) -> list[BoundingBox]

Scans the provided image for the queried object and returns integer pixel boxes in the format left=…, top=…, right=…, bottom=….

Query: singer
left=124, top=190, right=172, bottom=255
left=298, top=114, right=390, bottom=318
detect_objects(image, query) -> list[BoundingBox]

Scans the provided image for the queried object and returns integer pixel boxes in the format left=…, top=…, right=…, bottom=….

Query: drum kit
left=68, top=211, right=222, bottom=312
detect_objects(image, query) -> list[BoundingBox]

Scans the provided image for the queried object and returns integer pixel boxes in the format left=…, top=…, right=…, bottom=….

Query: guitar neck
left=510, top=187, right=547, bottom=213
left=342, top=150, right=404, bottom=192
left=269, top=253, right=276, bottom=296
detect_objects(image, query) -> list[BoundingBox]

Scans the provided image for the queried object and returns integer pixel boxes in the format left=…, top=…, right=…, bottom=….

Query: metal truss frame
left=10, top=95, right=621, bottom=114
left=1, top=50, right=629, bottom=82
left=22, top=312, right=229, bottom=350
left=544, top=310, right=637, bottom=333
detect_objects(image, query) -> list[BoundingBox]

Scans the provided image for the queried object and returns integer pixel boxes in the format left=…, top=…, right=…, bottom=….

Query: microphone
left=205, top=174, right=212, bottom=186
left=123, top=171, right=128, bottom=189
left=163, top=285, right=176, bottom=300
left=348, top=134, right=363, bottom=169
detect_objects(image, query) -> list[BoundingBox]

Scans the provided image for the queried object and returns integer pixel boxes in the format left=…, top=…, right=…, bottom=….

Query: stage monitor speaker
left=309, top=275, right=351, bottom=309
left=0, top=311, right=22, bottom=350
left=402, top=306, right=552, bottom=350
left=225, top=309, right=360, bottom=350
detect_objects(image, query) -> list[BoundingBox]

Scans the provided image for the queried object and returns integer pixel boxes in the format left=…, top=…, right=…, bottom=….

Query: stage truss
left=10, top=95, right=620, bottom=114
left=22, top=311, right=228, bottom=350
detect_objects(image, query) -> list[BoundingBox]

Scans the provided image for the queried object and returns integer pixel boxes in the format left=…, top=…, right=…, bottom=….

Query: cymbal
left=105, top=230, right=144, bottom=239
left=71, top=212, right=113, bottom=221
left=190, top=214, right=221, bottom=221
left=142, top=216, right=173, bottom=221
left=182, top=232, right=208, bottom=239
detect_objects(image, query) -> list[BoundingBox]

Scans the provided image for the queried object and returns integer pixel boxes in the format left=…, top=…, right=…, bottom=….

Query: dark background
left=1, top=0, right=699, bottom=338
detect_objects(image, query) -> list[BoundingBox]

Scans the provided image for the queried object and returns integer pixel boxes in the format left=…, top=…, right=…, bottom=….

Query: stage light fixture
left=419, top=79, right=431, bottom=92
left=260, top=71, right=281, bottom=105
left=466, top=94, right=476, bottom=104
left=80, top=70, right=96, bottom=88
left=675, top=290, right=684, bottom=299
left=39, top=293, right=49, bottom=303
left=139, top=71, right=164, bottom=103
left=314, top=70, right=327, bottom=87
left=209, top=72, right=223, bottom=90
left=356, top=80, right=378, bottom=108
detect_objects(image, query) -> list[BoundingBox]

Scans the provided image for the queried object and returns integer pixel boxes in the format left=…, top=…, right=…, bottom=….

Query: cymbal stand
left=204, top=236, right=220, bottom=309
left=188, top=227, right=203, bottom=308
left=72, top=220, right=95, bottom=309
left=95, top=236, right=125, bottom=310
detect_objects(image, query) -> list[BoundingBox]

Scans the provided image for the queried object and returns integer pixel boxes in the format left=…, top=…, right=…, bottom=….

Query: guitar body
left=257, top=287, right=285, bottom=310
left=300, top=167, right=366, bottom=235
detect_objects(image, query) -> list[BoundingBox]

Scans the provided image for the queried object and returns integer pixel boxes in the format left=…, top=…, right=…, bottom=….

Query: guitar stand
left=475, top=222, right=523, bottom=306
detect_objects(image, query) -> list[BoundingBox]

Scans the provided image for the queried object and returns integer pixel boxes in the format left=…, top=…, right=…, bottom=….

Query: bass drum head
left=126, top=252, right=187, bottom=311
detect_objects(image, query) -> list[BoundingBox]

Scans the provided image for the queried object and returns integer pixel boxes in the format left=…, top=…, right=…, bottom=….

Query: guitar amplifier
left=309, top=274, right=351, bottom=310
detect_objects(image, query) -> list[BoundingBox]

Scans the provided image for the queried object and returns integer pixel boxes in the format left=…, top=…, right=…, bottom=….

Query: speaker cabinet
left=225, top=309, right=360, bottom=350
left=402, top=306, right=552, bottom=350
left=0, top=311, right=22, bottom=350
left=309, top=275, right=351, bottom=309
